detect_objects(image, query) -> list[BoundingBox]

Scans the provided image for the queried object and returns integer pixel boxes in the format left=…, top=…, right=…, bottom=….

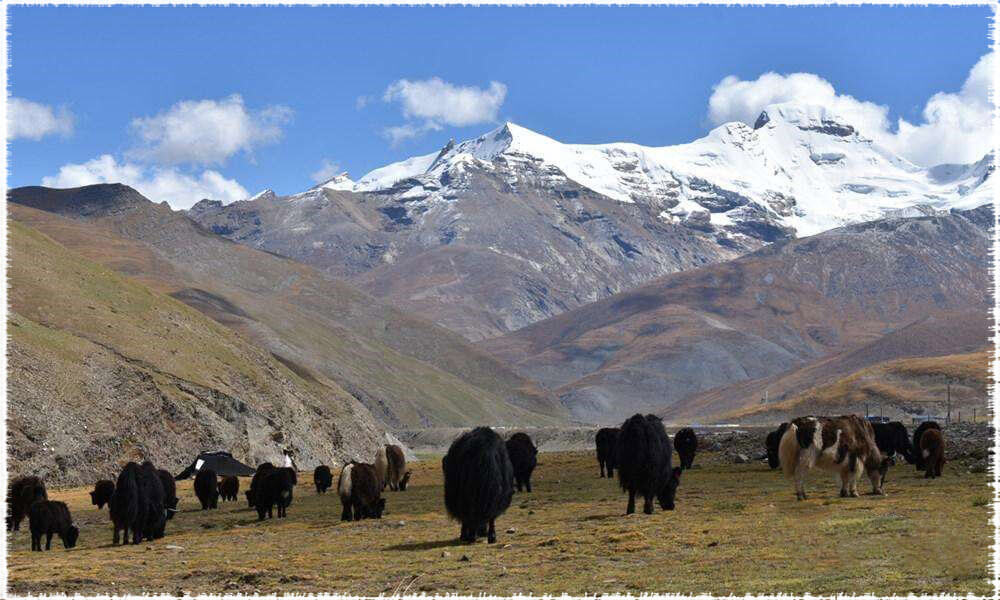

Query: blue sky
left=9, top=5, right=994, bottom=207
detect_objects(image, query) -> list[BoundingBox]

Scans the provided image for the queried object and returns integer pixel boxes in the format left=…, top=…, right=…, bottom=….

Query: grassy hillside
left=10, top=186, right=567, bottom=428
left=8, top=221, right=387, bottom=485
left=7, top=451, right=990, bottom=595
left=725, top=350, right=989, bottom=424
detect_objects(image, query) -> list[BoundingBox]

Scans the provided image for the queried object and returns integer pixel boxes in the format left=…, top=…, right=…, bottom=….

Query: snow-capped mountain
left=189, top=102, right=992, bottom=341
left=320, top=102, right=991, bottom=239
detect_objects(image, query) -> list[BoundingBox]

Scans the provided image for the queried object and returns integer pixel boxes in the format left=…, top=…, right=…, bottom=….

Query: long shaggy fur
left=138, top=461, right=167, bottom=541
left=872, top=421, right=914, bottom=464
left=912, top=421, right=941, bottom=470
left=314, top=465, right=333, bottom=494
left=385, top=445, right=407, bottom=491
left=443, top=427, right=514, bottom=544
left=256, top=467, right=296, bottom=520
left=109, top=462, right=141, bottom=545
left=765, top=422, right=789, bottom=469
left=595, top=427, right=620, bottom=478
left=246, top=462, right=275, bottom=507
left=28, top=501, right=78, bottom=551
left=194, top=468, right=219, bottom=510
left=673, top=427, right=698, bottom=469
left=7, top=476, right=48, bottom=531
left=157, top=470, right=178, bottom=520
left=338, top=462, right=385, bottom=521
left=616, top=414, right=681, bottom=514
left=919, top=428, right=946, bottom=478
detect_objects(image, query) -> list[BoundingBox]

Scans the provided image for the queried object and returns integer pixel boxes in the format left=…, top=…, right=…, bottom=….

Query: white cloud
left=8, top=97, right=74, bottom=140
left=707, top=52, right=994, bottom=166
left=310, top=158, right=344, bottom=183
left=381, top=77, right=507, bottom=143
left=41, top=154, right=248, bottom=210
left=128, top=94, right=292, bottom=166
left=355, top=95, right=372, bottom=110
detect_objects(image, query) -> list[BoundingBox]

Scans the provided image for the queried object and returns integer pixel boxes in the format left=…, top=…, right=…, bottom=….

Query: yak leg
left=340, top=502, right=352, bottom=521
left=794, top=462, right=809, bottom=500
left=599, top=460, right=606, bottom=478
left=113, top=526, right=120, bottom=546
left=45, top=532, right=53, bottom=550
left=487, top=519, right=497, bottom=544
left=31, top=533, right=40, bottom=551
left=626, top=490, right=636, bottom=514
left=643, top=494, right=654, bottom=515
left=460, top=521, right=476, bottom=543
left=525, top=476, right=532, bottom=493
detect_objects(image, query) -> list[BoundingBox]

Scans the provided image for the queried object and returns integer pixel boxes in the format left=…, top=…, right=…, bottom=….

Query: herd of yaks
left=6, top=413, right=948, bottom=552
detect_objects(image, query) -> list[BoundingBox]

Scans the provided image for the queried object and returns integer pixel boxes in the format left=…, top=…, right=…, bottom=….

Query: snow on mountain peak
left=314, top=172, right=355, bottom=191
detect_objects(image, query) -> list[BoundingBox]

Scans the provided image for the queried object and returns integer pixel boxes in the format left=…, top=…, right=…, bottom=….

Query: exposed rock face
left=483, top=206, right=991, bottom=424
left=188, top=106, right=991, bottom=342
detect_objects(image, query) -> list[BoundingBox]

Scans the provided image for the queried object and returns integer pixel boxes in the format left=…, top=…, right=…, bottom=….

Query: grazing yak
left=616, top=414, right=682, bottom=515
left=443, top=427, right=514, bottom=544
left=871, top=422, right=915, bottom=480
left=246, top=462, right=276, bottom=507
left=157, top=469, right=179, bottom=520
left=765, top=423, right=790, bottom=469
left=314, top=465, right=333, bottom=494
left=779, top=415, right=892, bottom=500
left=28, top=501, right=78, bottom=551
left=90, top=480, right=115, bottom=510
left=338, top=462, right=385, bottom=521
left=386, top=445, right=408, bottom=491
left=7, top=475, right=48, bottom=531
left=595, top=427, right=620, bottom=478
left=219, top=475, right=240, bottom=502
left=919, top=428, right=946, bottom=478
left=913, top=421, right=942, bottom=471
left=506, top=432, right=538, bottom=493
left=194, top=468, right=220, bottom=510
left=256, top=467, right=296, bottom=520
left=111, top=462, right=167, bottom=545
left=674, top=427, right=698, bottom=470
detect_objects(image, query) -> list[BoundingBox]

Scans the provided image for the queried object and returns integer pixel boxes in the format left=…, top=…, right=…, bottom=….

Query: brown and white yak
left=779, top=415, right=893, bottom=500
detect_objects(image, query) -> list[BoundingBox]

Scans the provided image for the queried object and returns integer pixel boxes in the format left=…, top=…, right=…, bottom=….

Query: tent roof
left=175, top=451, right=256, bottom=479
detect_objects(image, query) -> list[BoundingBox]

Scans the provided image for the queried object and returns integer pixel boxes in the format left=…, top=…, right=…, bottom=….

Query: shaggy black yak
left=110, top=462, right=141, bottom=545
left=219, top=475, right=239, bottom=501
left=28, top=501, right=78, bottom=551
left=157, top=469, right=178, bottom=519
left=595, top=427, right=619, bottom=478
left=506, top=432, right=538, bottom=493
left=616, top=414, right=681, bottom=514
left=246, top=462, right=275, bottom=507
left=913, top=421, right=941, bottom=471
left=314, top=465, right=333, bottom=494
left=256, top=467, right=296, bottom=520
left=871, top=421, right=914, bottom=464
left=139, top=461, right=167, bottom=541
left=338, top=462, right=385, bottom=521
left=443, top=427, right=514, bottom=543
left=90, top=480, right=115, bottom=511
left=194, top=468, right=220, bottom=510
left=674, top=427, right=698, bottom=469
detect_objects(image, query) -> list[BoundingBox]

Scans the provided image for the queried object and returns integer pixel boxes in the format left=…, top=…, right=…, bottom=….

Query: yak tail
left=779, top=424, right=800, bottom=478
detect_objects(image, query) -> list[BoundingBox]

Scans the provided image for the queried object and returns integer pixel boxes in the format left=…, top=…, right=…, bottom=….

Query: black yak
left=219, top=475, right=239, bottom=502
left=139, top=462, right=167, bottom=541
left=506, top=432, right=538, bottom=493
left=595, top=427, right=619, bottom=478
left=913, top=421, right=942, bottom=471
left=194, top=468, right=220, bottom=510
left=90, top=480, right=115, bottom=510
left=765, top=423, right=790, bottom=469
left=919, top=428, right=946, bottom=478
left=871, top=421, right=914, bottom=469
left=314, top=465, right=333, bottom=494
left=110, top=462, right=141, bottom=545
left=338, top=462, right=385, bottom=521
left=616, top=414, right=682, bottom=514
left=157, top=469, right=178, bottom=520
left=386, top=445, right=408, bottom=491
left=443, top=427, right=514, bottom=544
left=246, top=462, right=275, bottom=507
left=674, top=427, right=698, bottom=470
left=779, top=415, right=891, bottom=500
left=7, top=475, right=47, bottom=531
left=28, top=501, right=78, bottom=551
left=256, top=467, right=296, bottom=520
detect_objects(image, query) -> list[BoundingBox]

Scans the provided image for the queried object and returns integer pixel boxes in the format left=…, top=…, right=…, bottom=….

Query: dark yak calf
left=338, top=462, right=385, bottom=521
left=194, top=468, right=220, bottom=510
left=919, top=428, right=946, bottom=478
left=219, top=475, right=240, bottom=502
left=7, top=475, right=47, bottom=531
left=28, top=501, right=79, bottom=551
left=506, top=432, right=538, bottom=493
left=314, top=465, right=333, bottom=494
left=90, top=480, right=115, bottom=510
left=595, top=427, right=620, bottom=478
left=443, top=426, right=514, bottom=544
left=673, top=427, right=698, bottom=470
left=616, top=414, right=682, bottom=515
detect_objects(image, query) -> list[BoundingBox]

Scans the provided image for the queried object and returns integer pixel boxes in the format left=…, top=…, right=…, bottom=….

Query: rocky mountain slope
left=8, top=221, right=389, bottom=486
left=188, top=103, right=991, bottom=340
left=483, top=206, right=991, bottom=423
left=10, top=185, right=567, bottom=430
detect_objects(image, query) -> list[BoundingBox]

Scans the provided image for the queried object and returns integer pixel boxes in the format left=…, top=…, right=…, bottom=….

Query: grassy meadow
left=7, top=450, right=992, bottom=595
